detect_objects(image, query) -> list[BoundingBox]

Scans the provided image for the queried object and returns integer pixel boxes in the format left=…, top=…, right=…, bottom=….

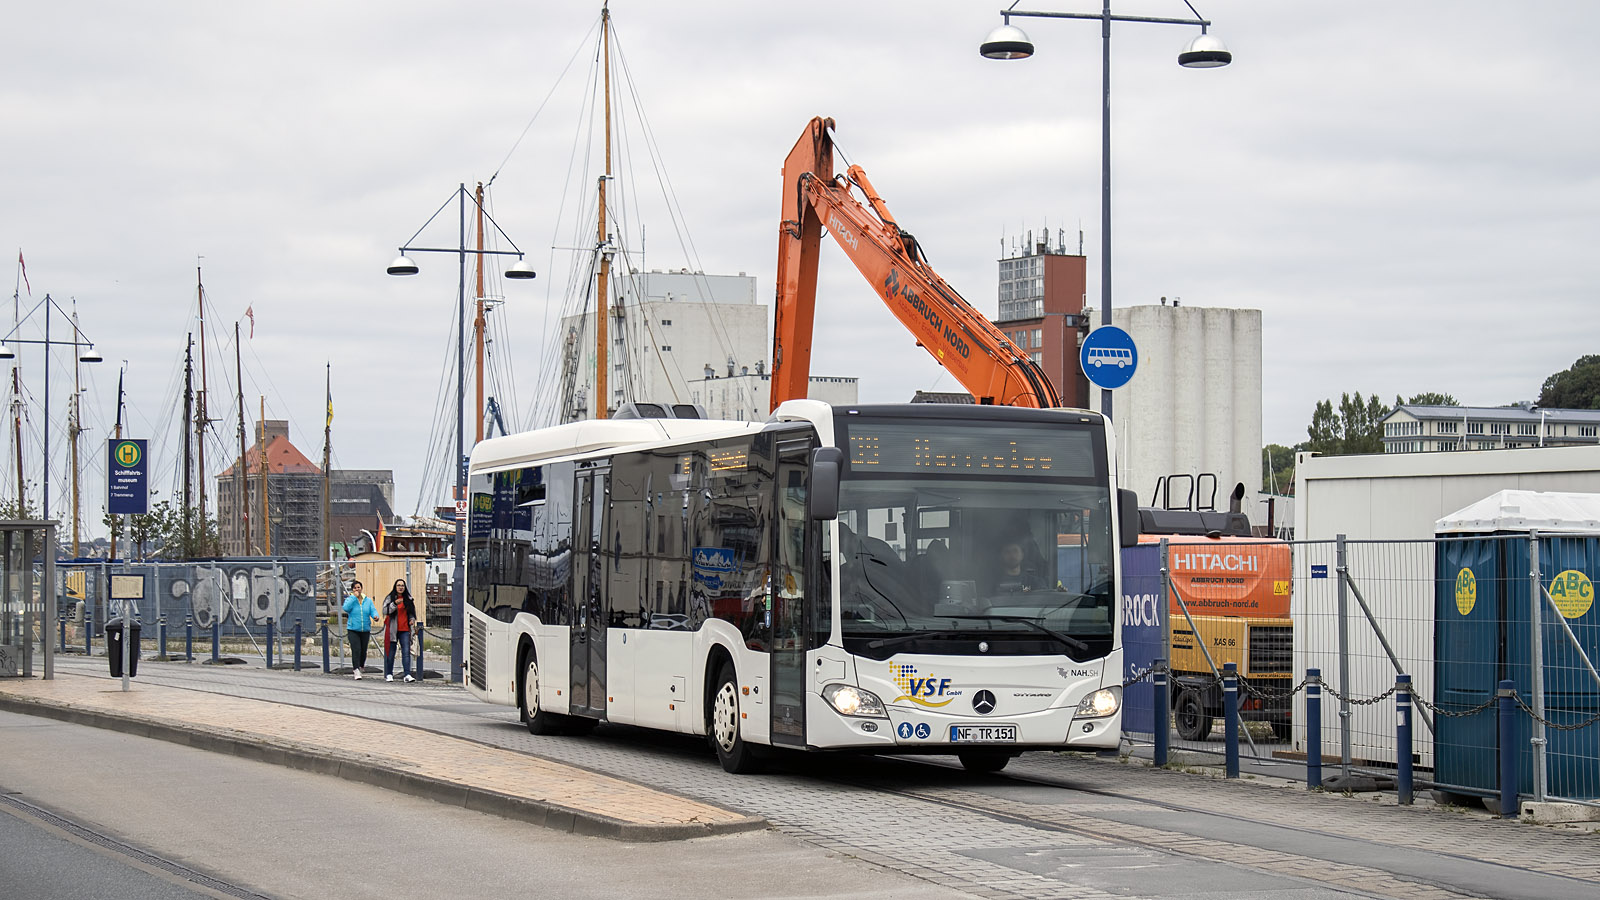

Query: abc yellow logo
left=1549, top=570, right=1594, bottom=620
left=114, top=441, right=141, bottom=468
left=1454, top=568, right=1476, bottom=616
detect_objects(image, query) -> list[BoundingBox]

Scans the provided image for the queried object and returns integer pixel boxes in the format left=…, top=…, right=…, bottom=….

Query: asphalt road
left=0, top=710, right=973, bottom=900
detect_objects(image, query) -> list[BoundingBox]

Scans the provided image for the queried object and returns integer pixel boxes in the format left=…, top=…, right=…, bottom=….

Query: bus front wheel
left=521, top=652, right=561, bottom=736
left=710, top=662, right=762, bottom=774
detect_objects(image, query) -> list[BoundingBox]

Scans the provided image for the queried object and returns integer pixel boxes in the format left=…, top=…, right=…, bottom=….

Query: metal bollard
left=185, top=616, right=194, bottom=662
left=158, top=617, right=168, bottom=660
left=416, top=628, right=425, bottom=676
left=1153, top=658, right=1170, bottom=768
left=265, top=617, right=275, bottom=668
left=293, top=619, right=303, bottom=671
left=211, top=620, right=220, bottom=663
left=1498, top=679, right=1518, bottom=819
left=1306, top=668, right=1323, bottom=789
left=321, top=620, right=331, bottom=674
left=59, top=613, right=67, bottom=652
left=1396, top=674, right=1413, bottom=805
left=1223, top=662, right=1240, bottom=778
left=86, top=609, right=93, bottom=657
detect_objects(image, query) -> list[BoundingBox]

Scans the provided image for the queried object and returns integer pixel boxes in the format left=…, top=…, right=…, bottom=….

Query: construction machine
left=770, top=116, right=1061, bottom=411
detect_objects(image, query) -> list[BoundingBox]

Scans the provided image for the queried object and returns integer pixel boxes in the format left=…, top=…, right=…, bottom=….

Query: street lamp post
left=982, top=2, right=1231, bottom=422
left=387, top=183, right=536, bottom=684
left=0, top=293, right=104, bottom=525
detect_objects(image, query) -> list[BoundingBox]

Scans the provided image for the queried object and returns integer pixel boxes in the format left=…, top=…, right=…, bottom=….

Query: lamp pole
left=982, top=2, right=1231, bottom=421
left=0, top=294, right=103, bottom=525
left=387, top=185, right=536, bottom=683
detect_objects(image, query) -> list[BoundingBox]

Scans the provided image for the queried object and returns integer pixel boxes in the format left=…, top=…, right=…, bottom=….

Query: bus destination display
left=847, top=424, right=1093, bottom=477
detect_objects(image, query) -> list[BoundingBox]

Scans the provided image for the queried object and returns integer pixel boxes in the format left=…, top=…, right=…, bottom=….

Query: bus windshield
left=833, top=475, right=1115, bottom=661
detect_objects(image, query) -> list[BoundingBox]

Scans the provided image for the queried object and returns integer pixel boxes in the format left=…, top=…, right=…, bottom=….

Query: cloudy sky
left=4, top=1, right=1598, bottom=535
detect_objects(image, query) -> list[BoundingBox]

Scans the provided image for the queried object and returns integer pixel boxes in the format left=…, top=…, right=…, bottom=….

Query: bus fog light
left=1075, top=687, right=1121, bottom=718
left=823, top=684, right=888, bottom=718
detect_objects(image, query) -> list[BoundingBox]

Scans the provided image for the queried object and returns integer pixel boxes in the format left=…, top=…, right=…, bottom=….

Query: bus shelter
left=0, top=521, right=58, bottom=680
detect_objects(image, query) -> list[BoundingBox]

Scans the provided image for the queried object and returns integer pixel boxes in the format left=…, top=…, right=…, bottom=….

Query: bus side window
left=814, top=520, right=833, bottom=647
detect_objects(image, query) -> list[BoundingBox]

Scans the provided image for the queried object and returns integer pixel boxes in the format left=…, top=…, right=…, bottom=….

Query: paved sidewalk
left=0, top=671, right=761, bottom=842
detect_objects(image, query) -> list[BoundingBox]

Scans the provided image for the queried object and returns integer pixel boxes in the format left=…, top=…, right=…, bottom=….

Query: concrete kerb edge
left=0, top=694, right=767, bottom=842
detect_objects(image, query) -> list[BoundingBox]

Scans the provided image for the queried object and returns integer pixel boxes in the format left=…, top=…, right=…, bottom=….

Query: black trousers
left=348, top=630, right=371, bottom=669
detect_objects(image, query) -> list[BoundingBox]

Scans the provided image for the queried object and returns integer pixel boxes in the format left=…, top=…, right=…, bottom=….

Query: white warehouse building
left=1088, top=303, right=1263, bottom=516
left=558, top=268, right=857, bottom=421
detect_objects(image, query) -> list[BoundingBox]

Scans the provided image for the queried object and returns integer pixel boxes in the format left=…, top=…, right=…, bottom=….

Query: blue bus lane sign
left=1079, top=325, right=1139, bottom=390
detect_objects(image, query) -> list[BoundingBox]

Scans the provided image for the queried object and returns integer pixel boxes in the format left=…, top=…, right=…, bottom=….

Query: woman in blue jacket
left=342, top=581, right=377, bottom=679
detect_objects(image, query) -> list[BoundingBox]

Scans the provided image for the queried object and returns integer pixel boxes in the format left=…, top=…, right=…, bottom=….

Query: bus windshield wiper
left=866, top=631, right=958, bottom=651
left=936, top=614, right=1089, bottom=653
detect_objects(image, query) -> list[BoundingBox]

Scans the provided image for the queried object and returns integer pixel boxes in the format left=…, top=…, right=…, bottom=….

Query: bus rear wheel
left=709, top=662, right=762, bottom=774
left=521, top=652, right=561, bottom=736
left=958, top=751, right=1012, bottom=774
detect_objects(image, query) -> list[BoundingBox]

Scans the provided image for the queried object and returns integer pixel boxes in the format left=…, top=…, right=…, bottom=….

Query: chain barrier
left=1513, top=695, right=1600, bottom=732
left=1412, top=694, right=1498, bottom=719
left=1121, top=667, right=1155, bottom=688
left=1239, top=676, right=1310, bottom=701
left=1322, top=683, right=1399, bottom=707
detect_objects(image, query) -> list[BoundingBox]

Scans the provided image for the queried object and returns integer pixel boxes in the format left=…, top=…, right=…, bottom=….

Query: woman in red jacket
left=380, top=579, right=419, bottom=683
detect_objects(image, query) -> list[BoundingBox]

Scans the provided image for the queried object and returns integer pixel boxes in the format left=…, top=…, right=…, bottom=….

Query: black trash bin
left=104, top=617, right=141, bottom=678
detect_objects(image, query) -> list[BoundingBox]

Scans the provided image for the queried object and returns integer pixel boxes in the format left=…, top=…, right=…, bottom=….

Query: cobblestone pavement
left=39, top=657, right=1600, bottom=900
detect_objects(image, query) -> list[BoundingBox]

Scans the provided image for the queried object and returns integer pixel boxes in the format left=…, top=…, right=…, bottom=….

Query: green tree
left=1262, top=443, right=1300, bottom=495
left=1538, top=355, right=1600, bottom=409
left=126, top=503, right=170, bottom=561
left=1305, top=392, right=1391, bottom=456
left=0, top=498, right=38, bottom=520
left=1401, top=392, right=1459, bottom=407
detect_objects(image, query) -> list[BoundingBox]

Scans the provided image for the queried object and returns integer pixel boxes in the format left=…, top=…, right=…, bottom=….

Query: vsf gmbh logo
left=890, top=661, right=962, bottom=708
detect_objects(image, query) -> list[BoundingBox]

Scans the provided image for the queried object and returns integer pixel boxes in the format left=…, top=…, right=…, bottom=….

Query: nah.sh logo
left=890, top=661, right=959, bottom=707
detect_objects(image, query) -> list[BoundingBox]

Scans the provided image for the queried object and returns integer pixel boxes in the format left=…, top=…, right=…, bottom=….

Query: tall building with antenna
left=991, top=227, right=1091, bottom=407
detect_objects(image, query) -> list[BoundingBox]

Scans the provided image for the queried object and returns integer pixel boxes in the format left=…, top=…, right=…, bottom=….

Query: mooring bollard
left=211, top=619, right=220, bottom=663
left=1153, top=658, right=1170, bottom=768
left=321, top=619, right=331, bottom=673
left=1306, top=668, right=1323, bottom=789
left=1396, top=674, right=1413, bottom=805
left=1498, top=679, right=1518, bottom=818
left=1223, top=662, right=1240, bottom=778
left=185, top=616, right=194, bottom=662
left=265, top=617, right=275, bottom=668
left=293, top=619, right=303, bottom=671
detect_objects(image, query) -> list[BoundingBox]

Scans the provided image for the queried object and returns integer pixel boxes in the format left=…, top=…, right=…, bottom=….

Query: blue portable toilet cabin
left=1434, top=490, right=1600, bottom=800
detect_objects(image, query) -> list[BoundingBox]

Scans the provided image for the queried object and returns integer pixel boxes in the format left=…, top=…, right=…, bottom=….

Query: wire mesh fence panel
left=1530, top=534, right=1600, bottom=806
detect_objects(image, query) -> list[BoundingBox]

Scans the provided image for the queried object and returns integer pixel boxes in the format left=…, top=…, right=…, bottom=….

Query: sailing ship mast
left=258, top=395, right=270, bottom=555
left=109, top=366, right=124, bottom=560
left=182, top=336, right=195, bottom=552
left=594, top=2, right=614, bottom=420
left=194, top=267, right=210, bottom=552
left=235, top=322, right=250, bottom=554
left=68, top=311, right=84, bottom=554
left=322, top=362, right=331, bottom=560
left=475, top=183, right=488, bottom=442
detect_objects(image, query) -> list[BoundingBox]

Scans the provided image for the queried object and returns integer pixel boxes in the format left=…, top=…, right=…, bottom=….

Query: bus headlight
left=1075, top=687, right=1121, bottom=718
left=823, top=684, right=888, bottom=718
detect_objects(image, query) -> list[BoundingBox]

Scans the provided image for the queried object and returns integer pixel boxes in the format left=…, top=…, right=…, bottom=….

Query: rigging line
left=525, top=40, right=604, bottom=426
left=610, top=30, right=741, bottom=367
left=610, top=246, right=689, bottom=403
left=414, top=297, right=461, bottom=515
left=486, top=13, right=602, bottom=187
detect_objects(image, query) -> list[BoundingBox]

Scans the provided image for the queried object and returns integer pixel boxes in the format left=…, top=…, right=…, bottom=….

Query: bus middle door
left=571, top=466, right=610, bottom=718
left=770, top=438, right=811, bottom=747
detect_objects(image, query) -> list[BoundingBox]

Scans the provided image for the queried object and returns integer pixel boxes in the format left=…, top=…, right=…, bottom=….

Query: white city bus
left=462, top=400, right=1137, bottom=773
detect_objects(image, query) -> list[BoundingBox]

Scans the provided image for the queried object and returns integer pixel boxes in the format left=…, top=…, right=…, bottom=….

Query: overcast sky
left=5, top=1, right=1598, bottom=535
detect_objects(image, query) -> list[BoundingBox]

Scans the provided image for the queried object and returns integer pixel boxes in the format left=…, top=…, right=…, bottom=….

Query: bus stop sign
left=1079, top=325, right=1138, bottom=390
left=107, top=439, right=149, bottom=515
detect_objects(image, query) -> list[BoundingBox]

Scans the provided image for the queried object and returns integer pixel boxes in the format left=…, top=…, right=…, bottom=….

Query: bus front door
left=770, top=439, right=810, bottom=747
left=571, top=468, right=609, bottom=718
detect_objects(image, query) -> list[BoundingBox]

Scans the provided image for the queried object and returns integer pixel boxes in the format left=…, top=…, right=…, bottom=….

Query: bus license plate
left=950, top=724, right=1017, bottom=743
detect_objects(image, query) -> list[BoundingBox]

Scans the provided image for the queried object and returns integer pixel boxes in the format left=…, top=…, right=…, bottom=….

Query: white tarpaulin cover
left=1435, top=489, right=1600, bottom=534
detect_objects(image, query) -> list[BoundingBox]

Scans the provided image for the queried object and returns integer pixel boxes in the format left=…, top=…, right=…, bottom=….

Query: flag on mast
left=17, top=250, right=30, bottom=296
left=244, top=305, right=255, bottom=338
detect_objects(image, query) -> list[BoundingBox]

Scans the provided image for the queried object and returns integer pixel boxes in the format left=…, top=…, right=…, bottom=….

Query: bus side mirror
left=810, top=447, right=843, bottom=520
left=1118, top=488, right=1140, bottom=548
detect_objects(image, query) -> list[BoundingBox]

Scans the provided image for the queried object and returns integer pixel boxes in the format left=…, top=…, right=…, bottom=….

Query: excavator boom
left=770, top=117, right=1060, bottom=411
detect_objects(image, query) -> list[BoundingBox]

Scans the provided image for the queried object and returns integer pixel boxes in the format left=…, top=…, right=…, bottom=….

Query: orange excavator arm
left=770, top=116, right=1060, bottom=411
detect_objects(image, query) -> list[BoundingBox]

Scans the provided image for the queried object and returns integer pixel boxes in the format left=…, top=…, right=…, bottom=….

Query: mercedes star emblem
left=972, top=690, right=997, bottom=715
